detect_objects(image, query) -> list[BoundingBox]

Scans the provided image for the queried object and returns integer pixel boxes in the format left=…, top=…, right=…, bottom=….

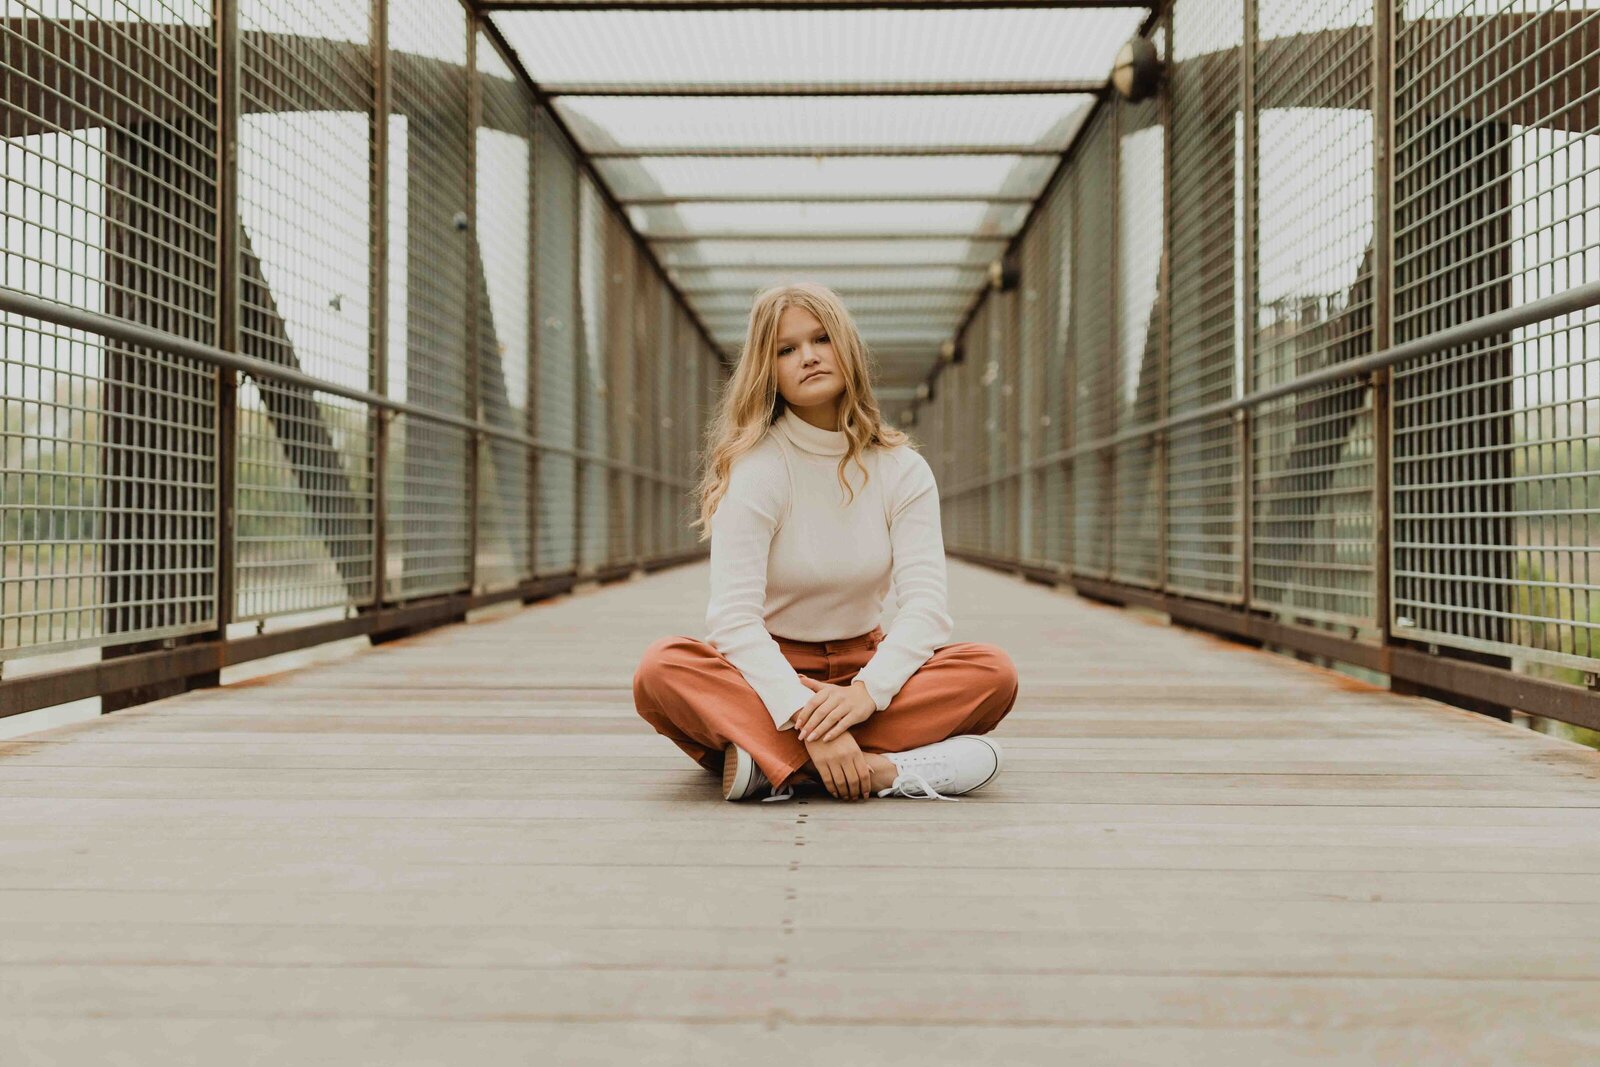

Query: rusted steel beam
left=7, top=15, right=1594, bottom=141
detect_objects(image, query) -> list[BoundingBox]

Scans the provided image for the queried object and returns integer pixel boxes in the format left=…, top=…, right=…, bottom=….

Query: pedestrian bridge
left=4, top=0, right=1600, bottom=1060
left=4, top=559, right=1599, bottom=1061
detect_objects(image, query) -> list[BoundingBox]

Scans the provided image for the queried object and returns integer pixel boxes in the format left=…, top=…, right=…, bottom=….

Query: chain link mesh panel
left=1018, top=212, right=1049, bottom=568
left=234, top=0, right=376, bottom=621
left=384, top=0, right=470, bottom=600
left=533, top=109, right=578, bottom=576
left=0, top=1, right=724, bottom=669
left=1392, top=0, right=1600, bottom=675
left=988, top=283, right=1019, bottom=558
left=636, top=256, right=661, bottom=561
left=2, top=1, right=219, bottom=657
left=577, top=172, right=608, bottom=574
left=603, top=207, right=635, bottom=569
left=1047, top=166, right=1075, bottom=572
left=473, top=32, right=534, bottom=592
left=670, top=301, right=695, bottom=554
left=1071, top=107, right=1115, bottom=580
left=1113, top=95, right=1165, bottom=588
left=1246, top=0, right=1378, bottom=631
left=951, top=300, right=987, bottom=554
left=1166, top=0, right=1244, bottom=602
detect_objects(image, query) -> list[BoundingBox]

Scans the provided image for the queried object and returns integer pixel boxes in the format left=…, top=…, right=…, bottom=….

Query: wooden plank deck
left=3, top=559, right=1599, bottom=1064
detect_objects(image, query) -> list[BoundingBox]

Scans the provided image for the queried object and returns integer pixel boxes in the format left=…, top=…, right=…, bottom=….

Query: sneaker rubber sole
left=722, top=742, right=753, bottom=801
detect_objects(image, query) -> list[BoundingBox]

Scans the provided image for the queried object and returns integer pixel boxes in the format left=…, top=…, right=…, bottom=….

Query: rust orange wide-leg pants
left=633, top=626, right=1020, bottom=791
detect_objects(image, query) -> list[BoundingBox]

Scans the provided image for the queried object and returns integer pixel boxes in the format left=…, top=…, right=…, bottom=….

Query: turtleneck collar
left=776, top=406, right=848, bottom=456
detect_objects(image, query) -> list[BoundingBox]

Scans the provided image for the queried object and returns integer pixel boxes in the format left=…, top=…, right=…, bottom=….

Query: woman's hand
left=801, top=730, right=877, bottom=801
left=793, top=679, right=876, bottom=743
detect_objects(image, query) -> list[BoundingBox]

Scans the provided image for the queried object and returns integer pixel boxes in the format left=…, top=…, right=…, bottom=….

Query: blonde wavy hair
left=692, top=281, right=908, bottom=541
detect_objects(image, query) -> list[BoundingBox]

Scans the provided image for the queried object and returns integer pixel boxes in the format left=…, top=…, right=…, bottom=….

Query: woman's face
left=773, top=305, right=845, bottom=424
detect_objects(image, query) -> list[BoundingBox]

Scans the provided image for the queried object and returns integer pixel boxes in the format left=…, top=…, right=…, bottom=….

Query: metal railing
left=919, top=0, right=1600, bottom=733
left=1, top=0, right=719, bottom=716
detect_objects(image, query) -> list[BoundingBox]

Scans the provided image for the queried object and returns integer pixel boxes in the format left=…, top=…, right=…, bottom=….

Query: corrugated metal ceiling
left=488, top=1, right=1151, bottom=400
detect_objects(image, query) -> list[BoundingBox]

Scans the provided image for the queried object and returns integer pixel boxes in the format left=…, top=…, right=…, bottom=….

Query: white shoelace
left=760, top=784, right=796, bottom=803
left=877, top=768, right=959, bottom=802
left=756, top=769, right=960, bottom=803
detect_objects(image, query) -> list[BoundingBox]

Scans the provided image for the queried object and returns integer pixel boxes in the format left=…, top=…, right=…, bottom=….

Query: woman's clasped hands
left=793, top=676, right=879, bottom=800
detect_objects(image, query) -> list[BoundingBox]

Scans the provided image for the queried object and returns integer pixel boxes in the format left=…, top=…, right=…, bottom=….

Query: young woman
left=632, top=282, right=1019, bottom=802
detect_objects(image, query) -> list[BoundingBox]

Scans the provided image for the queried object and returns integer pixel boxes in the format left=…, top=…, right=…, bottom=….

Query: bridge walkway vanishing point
left=3, top=559, right=1600, bottom=1064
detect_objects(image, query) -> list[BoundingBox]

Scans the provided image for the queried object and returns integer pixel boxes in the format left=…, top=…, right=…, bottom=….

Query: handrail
left=942, top=280, right=1600, bottom=498
left=0, top=286, right=695, bottom=488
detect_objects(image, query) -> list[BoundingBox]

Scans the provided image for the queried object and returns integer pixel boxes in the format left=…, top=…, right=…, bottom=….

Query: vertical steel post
left=1063, top=164, right=1078, bottom=577
left=1155, top=4, right=1172, bottom=593
left=1237, top=0, right=1257, bottom=608
left=464, top=21, right=482, bottom=595
left=214, top=0, right=239, bottom=632
left=1372, top=0, right=1395, bottom=642
left=572, top=170, right=587, bottom=580
left=1156, top=5, right=1172, bottom=593
left=525, top=96, right=542, bottom=587
left=369, top=0, right=391, bottom=607
left=1106, top=99, right=1120, bottom=580
left=987, top=288, right=1001, bottom=554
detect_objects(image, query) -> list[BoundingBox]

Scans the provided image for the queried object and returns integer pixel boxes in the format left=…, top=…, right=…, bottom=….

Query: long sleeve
left=852, top=450, right=954, bottom=710
left=704, top=448, right=815, bottom=730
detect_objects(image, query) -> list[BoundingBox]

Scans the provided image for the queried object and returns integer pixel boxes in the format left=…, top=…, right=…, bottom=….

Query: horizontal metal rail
left=0, top=547, right=709, bottom=721
left=0, top=286, right=694, bottom=489
left=479, top=2, right=1144, bottom=10
left=620, top=194, right=1038, bottom=205
left=538, top=80, right=1108, bottom=96
left=943, top=280, right=1600, bottom=498
left=950, top=549, right=1600, bottom=734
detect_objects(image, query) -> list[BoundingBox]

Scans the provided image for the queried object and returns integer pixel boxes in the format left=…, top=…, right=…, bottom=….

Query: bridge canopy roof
left=488, top=1, right=1151, bottom=396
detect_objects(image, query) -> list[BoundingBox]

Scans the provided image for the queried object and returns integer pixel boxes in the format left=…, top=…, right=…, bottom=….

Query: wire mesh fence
left=1, top=1, right=717, bottom=668
left=926, top=0, right=1600, bottom=698
left=4, top=0, right=1598, bottom=724
left=3, top=0, right=221, bottom=656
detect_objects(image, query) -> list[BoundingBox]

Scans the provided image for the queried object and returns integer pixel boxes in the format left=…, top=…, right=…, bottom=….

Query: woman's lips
left=802, top=370, right=829, bottom=383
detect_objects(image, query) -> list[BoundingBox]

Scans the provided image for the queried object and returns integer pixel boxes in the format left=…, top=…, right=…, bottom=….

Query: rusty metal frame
left=940, top=279, right=1600, bottom=493
left=1154, top=1, right=1171, bottom=592
left=370, top=0, right=393, bottom=611
left=1236, top=0, right=1255, bottom=610
left=465, top=19, right=483, bottom=594
left=1371, top=0, right=1394, bottom=643
left=951, top=547, right=1600, bottom=734
left=0, top=0, right=719, bottom=720
left=0, top=549, right=705, bottom=721
left=215, top=0, right=241, bottom=631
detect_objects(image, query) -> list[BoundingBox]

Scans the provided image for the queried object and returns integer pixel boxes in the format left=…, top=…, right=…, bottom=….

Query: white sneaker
left=722, top=743, right=795, bottom=803
left=876, top=735, right=1003, bottom=801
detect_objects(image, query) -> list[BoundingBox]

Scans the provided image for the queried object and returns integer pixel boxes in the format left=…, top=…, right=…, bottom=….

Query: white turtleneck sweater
left=704, top=406, right=954, bottom=730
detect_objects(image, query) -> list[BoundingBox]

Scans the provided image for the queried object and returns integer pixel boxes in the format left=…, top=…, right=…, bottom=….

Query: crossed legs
left=633, top=636, right=1019, bottom=792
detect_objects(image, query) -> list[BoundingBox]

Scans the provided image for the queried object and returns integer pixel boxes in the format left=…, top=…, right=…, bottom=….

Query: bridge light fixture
left=1111, top=36, right=1161, bottom=103
left=988, top=248, right=1019, bottom=291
